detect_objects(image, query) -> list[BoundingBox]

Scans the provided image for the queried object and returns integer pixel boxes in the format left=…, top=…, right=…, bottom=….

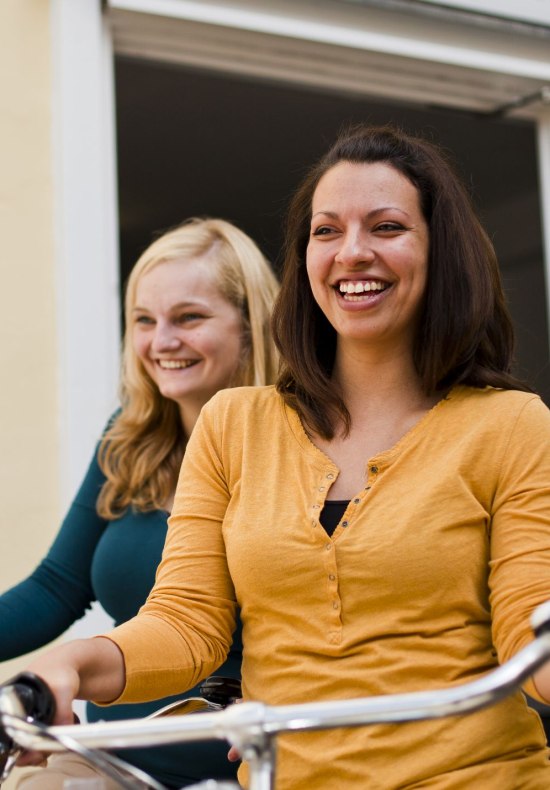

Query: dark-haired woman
left=17, top=126, right=550, bottom=788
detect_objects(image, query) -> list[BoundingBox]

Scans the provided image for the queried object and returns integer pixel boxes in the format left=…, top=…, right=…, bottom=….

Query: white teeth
left=158, top=360, right=197, bottom=369
left=338, top=281, right=387, bottom=294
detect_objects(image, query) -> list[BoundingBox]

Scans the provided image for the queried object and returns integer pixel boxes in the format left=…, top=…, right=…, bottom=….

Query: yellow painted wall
left=0, top=0, right=60, bottom=671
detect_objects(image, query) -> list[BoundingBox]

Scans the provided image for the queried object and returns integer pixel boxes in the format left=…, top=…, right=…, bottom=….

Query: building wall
left=0, top=10, right=116, bottom=781
left=0, top=0, right=61, bottom=688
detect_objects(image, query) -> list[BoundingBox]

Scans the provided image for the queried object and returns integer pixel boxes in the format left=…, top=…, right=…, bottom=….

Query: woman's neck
left=310, top=345, right=442, bottom=498
left=333, top=341, right=426, bottom=418
left=178, top=400, right=203, bottom=439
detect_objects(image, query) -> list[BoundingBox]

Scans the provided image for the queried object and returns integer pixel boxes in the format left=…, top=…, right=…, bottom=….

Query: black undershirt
left=319, top=500, right=350, bottom=537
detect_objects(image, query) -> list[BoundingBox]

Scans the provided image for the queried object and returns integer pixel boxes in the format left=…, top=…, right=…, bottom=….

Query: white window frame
left=48, top=0, right=550, bottom=509
left=50, top=0, right=121, bottom=508
left=107, top=0, right=550, bottom=362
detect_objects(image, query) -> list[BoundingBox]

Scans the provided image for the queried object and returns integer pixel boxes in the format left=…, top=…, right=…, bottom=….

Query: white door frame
left=50, top=0, right=121, bottom=507
left=48, top=0, right=550, bottom=511
left=107, top=0, right=550, bottom=363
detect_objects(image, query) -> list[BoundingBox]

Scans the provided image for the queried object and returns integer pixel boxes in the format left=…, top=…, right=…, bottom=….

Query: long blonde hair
left=97, top=217, right=279, bottom=519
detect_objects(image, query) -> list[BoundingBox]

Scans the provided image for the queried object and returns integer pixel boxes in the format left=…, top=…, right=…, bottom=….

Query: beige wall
left=0, top=4, right=116, bottom=783
left=0, top=4, right=62, bottom=784
left=0, top=0, right=61, bottom=677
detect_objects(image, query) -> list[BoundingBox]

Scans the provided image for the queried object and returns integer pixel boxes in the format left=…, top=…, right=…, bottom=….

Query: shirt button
left=326, top=544, right=332, bottom=551
left=370, top=465, right=378, bottom=474
left=353, top=498, right=360, bottom=504
left=313, top=504, right=320, bottom=509
left=318, top=486, right=325, bottom=492
left=329, top=574, right=336, bottom=581
left=333, top=601, right=339, bottom=609
left=342, top=520, right=348, bottom=527
left=365, top=485, right=371, bottom=491
left=326, top=473, right=335, bottom=479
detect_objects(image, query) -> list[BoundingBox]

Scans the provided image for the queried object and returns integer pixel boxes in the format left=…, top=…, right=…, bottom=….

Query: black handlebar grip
left=0, top=672, right=55, bottom=773
left=531, top=601, right=550, bottom=638
left=6, top=672, right=56, bottom=725
left=199, top=675, right=242, bottom=707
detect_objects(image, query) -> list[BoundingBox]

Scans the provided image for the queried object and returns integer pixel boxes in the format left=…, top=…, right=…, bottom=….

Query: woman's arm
left=98, top=396, right=237, bottom=705
left=489, top=396, right=550, bottom=702
left=0, top=448, right=108, bottom=660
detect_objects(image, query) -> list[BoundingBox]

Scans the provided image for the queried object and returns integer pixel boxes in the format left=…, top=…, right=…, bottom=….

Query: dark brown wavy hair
left=272, top=124, right=532, bottom=440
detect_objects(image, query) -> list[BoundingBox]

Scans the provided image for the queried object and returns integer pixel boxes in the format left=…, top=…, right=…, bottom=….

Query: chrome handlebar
left=2, top=601, right=550, bottom=790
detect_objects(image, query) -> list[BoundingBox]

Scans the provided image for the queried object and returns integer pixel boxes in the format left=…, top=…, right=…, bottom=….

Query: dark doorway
left=115, top=56, right=550, bottom=401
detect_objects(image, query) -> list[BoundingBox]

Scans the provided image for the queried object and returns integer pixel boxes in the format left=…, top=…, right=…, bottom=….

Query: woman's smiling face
left=306, top=160, right=429, bottom=355
left=132, top=256, right=244, bottom=413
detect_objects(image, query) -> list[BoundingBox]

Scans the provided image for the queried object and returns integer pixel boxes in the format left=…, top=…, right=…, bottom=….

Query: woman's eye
left=311, top=226, right=335, bottom=237
left=135, top=315, right=154, bottom=325
left=178, top=313, right=203, bottom=323
left=375, top=222, right=406, bottom=232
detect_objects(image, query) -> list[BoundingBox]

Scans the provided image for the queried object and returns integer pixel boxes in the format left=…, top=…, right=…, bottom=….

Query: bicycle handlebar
left=3, top=602, right=550, bottom=753
left=2, top=601, right=550, bottom=789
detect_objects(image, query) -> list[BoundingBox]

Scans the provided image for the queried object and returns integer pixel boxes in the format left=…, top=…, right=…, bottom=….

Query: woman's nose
left=151, top=323, right=181, bottom=352
left=335, top=230, right=374, bottom=267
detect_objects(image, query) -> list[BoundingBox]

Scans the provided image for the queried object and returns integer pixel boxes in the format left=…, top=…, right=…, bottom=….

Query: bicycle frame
left=3, top=602, right=550, bottom=790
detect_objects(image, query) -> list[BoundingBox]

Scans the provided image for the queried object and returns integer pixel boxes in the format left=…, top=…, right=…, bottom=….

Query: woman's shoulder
left=205, top=385, right=281, bottom=412
left=200, top=386, right=286, bottom=436
left=449, top=385, right=549, bottom=426
left=454, top=385, right=541, bottom=406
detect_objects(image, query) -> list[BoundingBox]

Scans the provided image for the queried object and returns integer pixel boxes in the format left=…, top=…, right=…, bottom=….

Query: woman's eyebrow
left=311, top=207, right=410, bottom=220
left=132, top=301, right=205, bottom=312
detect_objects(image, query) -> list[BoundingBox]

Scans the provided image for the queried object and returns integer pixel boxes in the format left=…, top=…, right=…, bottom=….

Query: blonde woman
left=0, top=217, right=279, bottom=789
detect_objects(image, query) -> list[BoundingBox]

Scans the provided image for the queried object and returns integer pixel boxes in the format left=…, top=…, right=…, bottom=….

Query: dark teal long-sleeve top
left=0, top=444, right=242, bottom=789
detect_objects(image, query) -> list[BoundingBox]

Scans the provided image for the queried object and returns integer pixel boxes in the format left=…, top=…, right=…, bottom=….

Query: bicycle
left=2, top=600, right=550, bottom=790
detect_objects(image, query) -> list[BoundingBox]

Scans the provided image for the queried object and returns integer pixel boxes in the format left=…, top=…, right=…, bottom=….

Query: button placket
left=333, top=490, right=364, bottom=534
left=324, top=538, right=342, bottom=633
left=366, top=462, right=382, bottom=486
left=311, top=468, right=337, bottom=529
left=363, top=459, right=382, bottom=493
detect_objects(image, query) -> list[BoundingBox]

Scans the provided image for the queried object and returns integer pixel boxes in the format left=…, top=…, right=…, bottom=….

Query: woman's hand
left=11, top=637, right=125, bottom=765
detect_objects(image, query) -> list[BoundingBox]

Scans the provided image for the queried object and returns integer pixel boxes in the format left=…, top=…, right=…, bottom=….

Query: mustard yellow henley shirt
left=107, top=385, right=550, bottom=788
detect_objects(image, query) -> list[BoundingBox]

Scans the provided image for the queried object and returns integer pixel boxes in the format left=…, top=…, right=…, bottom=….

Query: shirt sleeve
left=0, top=447, right=108, bottom=660
left=105, top=397, right=237, bottom=704
left=489, top=396, right=550, bottom=699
